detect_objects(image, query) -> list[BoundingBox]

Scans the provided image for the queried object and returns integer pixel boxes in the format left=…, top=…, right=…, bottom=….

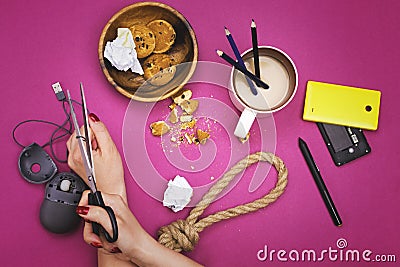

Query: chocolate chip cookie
left=147, top=19, right=176, bottom=53
left=129, top=24, right=156, bottom=58
left=143, top=54, right=176, bottom=86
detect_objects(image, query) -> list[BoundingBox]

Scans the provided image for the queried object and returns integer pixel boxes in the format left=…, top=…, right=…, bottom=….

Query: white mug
left=229, top=46, right=298, bottom=138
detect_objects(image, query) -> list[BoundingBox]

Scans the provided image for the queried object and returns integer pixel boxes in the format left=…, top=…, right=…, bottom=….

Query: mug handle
left=234, top=108, right=257, bottom=138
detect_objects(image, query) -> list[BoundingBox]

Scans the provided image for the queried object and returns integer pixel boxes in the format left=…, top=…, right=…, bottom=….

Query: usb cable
left=51, top=82, right=66, bottom=101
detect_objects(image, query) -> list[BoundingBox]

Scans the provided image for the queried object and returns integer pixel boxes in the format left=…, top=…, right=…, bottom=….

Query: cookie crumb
left=168, top=108, right=178, bottom=124
left=150, top=88, right=213, bottom=148
left=169, top=103, right=177, bottom=110
left=197, top=129, right=210, bottom=145
left=180, top=99, right=199, bottom=114
left=173, top=89, right=192, bottom=105
left=180, top=114, right=193, bottom=123
left=181, top=119, right=196, bottom=130
left=184, top=133, right=193, bottom=144
left=150, top=121, right=170, bottom=136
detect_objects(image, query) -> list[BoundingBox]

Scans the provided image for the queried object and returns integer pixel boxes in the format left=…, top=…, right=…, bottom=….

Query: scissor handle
left=88, top=191, right=119, bottom=243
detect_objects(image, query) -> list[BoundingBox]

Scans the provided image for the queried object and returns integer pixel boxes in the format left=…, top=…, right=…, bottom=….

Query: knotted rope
left=158, top=152, right=288, bottom=252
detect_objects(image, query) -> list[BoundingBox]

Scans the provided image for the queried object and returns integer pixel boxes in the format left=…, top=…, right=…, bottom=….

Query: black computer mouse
left=40, top=172, right=87, bottom=234
left=18, top=143, right=57, bottom=184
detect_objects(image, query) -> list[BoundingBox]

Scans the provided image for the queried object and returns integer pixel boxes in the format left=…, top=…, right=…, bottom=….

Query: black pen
left=298, top=137, right=342, bottom=227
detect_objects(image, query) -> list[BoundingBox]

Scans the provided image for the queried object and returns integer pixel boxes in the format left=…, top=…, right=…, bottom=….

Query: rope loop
left=157, top=152, right=288, bottom=252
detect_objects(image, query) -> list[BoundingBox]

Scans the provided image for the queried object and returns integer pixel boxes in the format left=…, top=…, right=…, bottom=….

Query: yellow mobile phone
left=303, top=81, right=381, bottom=130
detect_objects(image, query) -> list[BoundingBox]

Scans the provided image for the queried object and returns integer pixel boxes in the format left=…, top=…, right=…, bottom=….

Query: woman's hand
left=67, top=114, right=132, bottom=265
left=68, top=113, right=202, bottom=266
left=76, top=191, right=203, bottom=267
left=76, top=191, right=148, bottom=263
left=66, top=113, right=126, bottom=200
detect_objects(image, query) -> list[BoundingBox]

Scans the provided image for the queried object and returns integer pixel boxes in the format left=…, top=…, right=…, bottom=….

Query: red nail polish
left=76, top=206, right=89, bottom=215
left=110, top=247, right=122, bottom=253
left=89, top=113, right=100, bottom=122
left=90, top=242, right=103, bottom=248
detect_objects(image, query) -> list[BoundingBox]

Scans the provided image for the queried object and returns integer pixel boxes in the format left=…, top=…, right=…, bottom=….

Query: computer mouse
left=40, top=172, right=88, bottom=234
left=18, top=143, right=57, bottom=184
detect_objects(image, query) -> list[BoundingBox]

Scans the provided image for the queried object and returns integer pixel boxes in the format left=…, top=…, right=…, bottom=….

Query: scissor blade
left=67, top=90, right=97, bottom=193
left=80, top=83, right=94, bottom=169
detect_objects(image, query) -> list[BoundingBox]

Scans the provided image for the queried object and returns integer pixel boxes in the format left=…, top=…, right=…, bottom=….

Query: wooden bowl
left=99, top=2, right=198, bottom=102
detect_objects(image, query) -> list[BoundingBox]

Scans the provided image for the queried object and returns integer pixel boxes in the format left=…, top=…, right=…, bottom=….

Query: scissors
left=67, top=83, right=118, bottom=243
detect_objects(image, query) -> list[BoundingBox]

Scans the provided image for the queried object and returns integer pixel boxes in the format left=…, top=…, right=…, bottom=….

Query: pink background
left=1, top=0, right=399, bottom=266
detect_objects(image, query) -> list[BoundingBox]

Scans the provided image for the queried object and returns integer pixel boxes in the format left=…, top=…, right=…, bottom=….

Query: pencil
left=225, top=27, right=258, bottom=95
left=251, top=19, right=260, bottom=79
left=216, top=50, right=269, bottom=89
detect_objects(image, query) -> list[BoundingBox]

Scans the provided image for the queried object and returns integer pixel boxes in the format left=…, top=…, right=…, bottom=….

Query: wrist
left=96, top=175, right=127, bottom=199
left=128, top=232, right=162, bottom=266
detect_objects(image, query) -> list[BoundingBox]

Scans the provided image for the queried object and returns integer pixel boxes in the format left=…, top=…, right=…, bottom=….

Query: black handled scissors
left=67, top=83, right=118, bottom=243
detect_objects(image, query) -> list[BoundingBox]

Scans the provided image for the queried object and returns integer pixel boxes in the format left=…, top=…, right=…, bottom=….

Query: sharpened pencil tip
left=251, top=19, right=256, bottom=28
left=216, top=50, right=223, bottom=56
left=224, top=27, right=230, bottom=35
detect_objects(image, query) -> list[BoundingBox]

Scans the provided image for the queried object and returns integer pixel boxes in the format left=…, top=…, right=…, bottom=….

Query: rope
left=157, top=152, right=288, bottom=252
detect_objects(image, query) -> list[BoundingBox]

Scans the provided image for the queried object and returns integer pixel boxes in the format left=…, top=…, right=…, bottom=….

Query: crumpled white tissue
left=104, top=28, right=144, bottom=74
left=163, top=175, right=193, bottom=212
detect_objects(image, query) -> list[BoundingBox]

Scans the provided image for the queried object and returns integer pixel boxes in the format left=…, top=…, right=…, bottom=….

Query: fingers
left=88, top=113, right=114, bottom=153
left=66, top=128, right=77, bottom=155
left=66, top=130, right=82, bottom=176
left=78, top=190, right=90, bottom=206
left=77, top=191, right=121, bottom=251
left=77, top=191, right=124, bottom=245
left=66, top=123, right=96, bottom=178
left=83, top=221, right=102, bottom=248
left=82, top=218, right=118, bottom=253
left=78, top=192, right=103, bottom=247
left=67, top=124, right=94, bottom=152
left=66, top=113, right=114, bottom=167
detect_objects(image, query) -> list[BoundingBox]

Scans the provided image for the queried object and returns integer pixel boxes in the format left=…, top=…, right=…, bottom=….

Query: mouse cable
left=12, top=83, right=85, bottom=164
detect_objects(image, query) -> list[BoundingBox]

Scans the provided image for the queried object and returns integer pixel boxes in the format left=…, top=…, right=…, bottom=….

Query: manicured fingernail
left=89, top=113, right=100, bottom=122
left=76, top=206, right=89, bottom=215
left=90, top=242, right=103, bottom=248
left=110, top=247, right=122, bottom=253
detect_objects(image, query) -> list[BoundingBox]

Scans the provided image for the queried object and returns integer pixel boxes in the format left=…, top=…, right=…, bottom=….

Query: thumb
left=88, top=113, right=113, bottom=148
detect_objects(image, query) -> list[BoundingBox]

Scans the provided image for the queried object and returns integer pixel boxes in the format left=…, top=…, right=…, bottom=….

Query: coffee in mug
left=229, top=46, right=298, bottom=138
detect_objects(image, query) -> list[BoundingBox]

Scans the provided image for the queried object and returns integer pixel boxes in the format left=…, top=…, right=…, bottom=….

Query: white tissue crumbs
left=163, top=175, right=193, bottom=212
left=104, top=28, right=144, bottom=75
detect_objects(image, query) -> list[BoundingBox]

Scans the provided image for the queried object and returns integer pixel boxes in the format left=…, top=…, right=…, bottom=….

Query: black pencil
left=216, top=50, right=269, bottom=89
left=251, top=19, right=260, bottom=79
